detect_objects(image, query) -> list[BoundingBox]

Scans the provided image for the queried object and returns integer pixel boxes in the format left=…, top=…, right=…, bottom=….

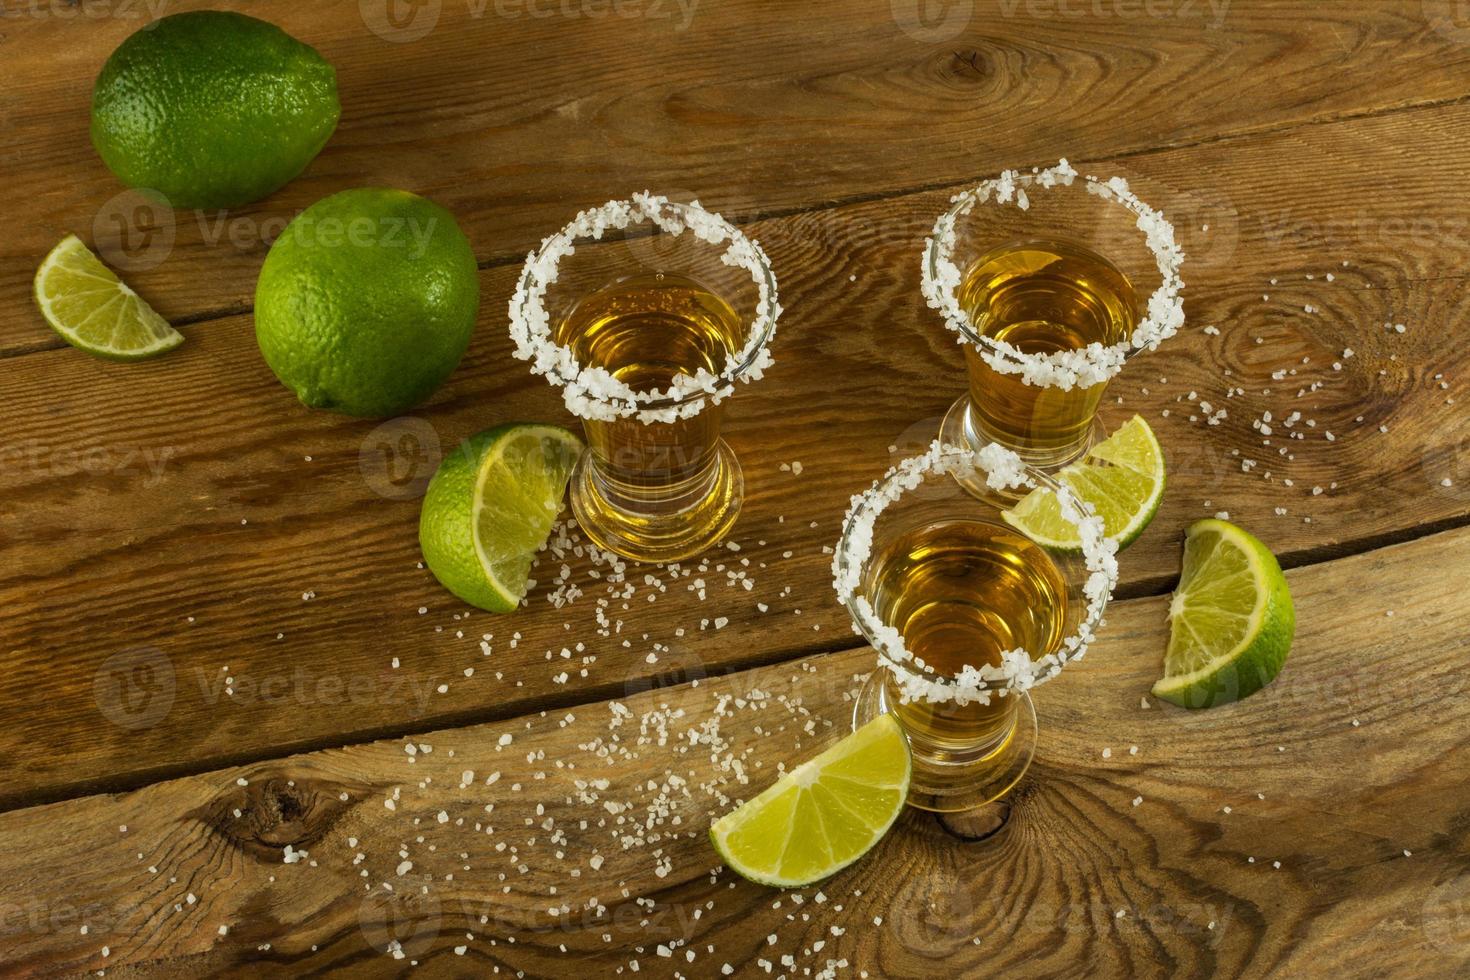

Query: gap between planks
left=2, top=515, right=1464, bottom=817
left=7, top=89, right=1470, bottom=364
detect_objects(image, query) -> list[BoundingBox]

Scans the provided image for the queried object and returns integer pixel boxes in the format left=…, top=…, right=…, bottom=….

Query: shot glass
left=510, top=194, right=780, bottom=563
left=833, top=441, right=1118, bottom=812
left=922, top=160, right=1184, bottom=495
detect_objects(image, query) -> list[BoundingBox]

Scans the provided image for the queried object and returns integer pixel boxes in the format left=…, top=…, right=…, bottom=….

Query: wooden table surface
left=3, top=1, right=1469, bottom=976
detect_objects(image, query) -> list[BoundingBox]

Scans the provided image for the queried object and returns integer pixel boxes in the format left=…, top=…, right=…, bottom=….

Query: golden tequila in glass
left=958, top=240, right=1137, bottom=466
left=510, top=195, right=779, bottom=565
left=925, top=162, right=1184, bottom=498
left=837, top=444, right=1114, bottom=813
left=867, top=518, right=1068, bottom=765
left=557, top=272, right=745, bottom=562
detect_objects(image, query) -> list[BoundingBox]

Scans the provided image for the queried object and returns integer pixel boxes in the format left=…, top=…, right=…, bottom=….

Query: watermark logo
left=361, top=0, right=699, bottom=41
left=358, top=886, right=442, bottom=959
left=491, top=0, right=699, bottom=31
left=891, top=0, right=973, bottom=42
left=360, top=417, right=443, bottom=500
left=1162, top=185, right=1240, bottom=271
left=94, top=647, right=175, bottom=730
left=0, top=441, right=175, bottom=486
left=194, top=665, right=441, bottom=713
left=997, top=0, right=1230, bottom=27
left=1421, top=432, right=1470, bottom=503
left=890, top=864, right=975, bottom=954
left=1426, top=0, right=1470, bottom=45
left=93, top=188, right=175, bottom=273
left=360, top=0, right=443, bottom=42
left=1423, top=873, right=1470, bottom=956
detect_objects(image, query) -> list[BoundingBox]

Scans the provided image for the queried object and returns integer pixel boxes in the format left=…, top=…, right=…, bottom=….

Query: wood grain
left=3, top=101, right=1469, bottom=807
left=5, top=1, right=1470, bottom=351
left=1, top=526, right=1465, bottom=977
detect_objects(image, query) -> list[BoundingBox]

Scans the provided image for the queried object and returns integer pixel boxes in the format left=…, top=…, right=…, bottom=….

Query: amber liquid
left=867, top=519, right=1069, bottom=758
left=556, top=273, right=745, bottom=558
left=960, top=239, right=1138, bottom=465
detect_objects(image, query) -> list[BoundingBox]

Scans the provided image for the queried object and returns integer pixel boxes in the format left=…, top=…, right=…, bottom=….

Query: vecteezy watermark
left=0, top=440, right=176, bottom=486
left=623, top=641, right=708, bottom=698
left=0, top=0, right=171, bottom=21
left=360, top=417, right=443, bottom=501
left=91, top=194, right=441, bottom=273
left=987, top=894, right=1232, bottom=942
left=268, top=212, right=441, bottom=258
left=891, top=0, right=974, bottom=42
left=491, top=0, right=699, bottom=30
left=193, top=665, right=442, bottom=713
left=1256, top=209, right=1470, bottom=256
left=455, top=891, right=704, bottom=941
left=0, top=898, right=144, bottom=939
left=94, top=647, right=175, bottom=730
left=997, top=0, right=1230, bottom=27
left=361, top=0, right=699, bottom=42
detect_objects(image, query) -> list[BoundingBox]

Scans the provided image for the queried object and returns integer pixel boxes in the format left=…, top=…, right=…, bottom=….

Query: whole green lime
left=255, top=188, right=480, bottom=417
left=91, top=11, right=339, bottom=209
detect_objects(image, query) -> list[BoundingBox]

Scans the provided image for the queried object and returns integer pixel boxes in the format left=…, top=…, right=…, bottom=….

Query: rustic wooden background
left=2, top=1, right=1469, bottom=976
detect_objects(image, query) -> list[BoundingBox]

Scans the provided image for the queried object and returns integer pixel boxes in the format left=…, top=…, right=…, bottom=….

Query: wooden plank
left=3, top=102, right=1469, bottom=807
left=0, top=525, right=1465, bottom=977
left=5, top=1, right=1470, bottom=351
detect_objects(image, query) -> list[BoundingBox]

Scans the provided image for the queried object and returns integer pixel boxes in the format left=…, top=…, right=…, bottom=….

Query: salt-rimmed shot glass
left=833, top=441, right=1118, bottom=812
left=509, top=194, right=780, bottom=564
left=922, top=159, right=1184, bottom=496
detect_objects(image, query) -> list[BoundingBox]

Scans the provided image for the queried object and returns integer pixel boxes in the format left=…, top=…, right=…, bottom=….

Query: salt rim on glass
left=832, top=440, right=1120, bottom=706
left=921, top=158, right=1186, bottom=391
left=508, top=193, right=781, bottom=425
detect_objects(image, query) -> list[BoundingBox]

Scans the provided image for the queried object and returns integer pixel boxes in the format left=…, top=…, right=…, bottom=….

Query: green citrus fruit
left=91, top=11, right=339, bottom=209
left=1003, top=414, right=1165, bottom=552
left=710, top=715, right=911, bottom=888
left=254, top=188, right=480, bottom=417
left=34, top=235, right=183, bottom=360
left=419, top=424, right=583, bottom=613
left=1153, top=519, right=1295, bottom=708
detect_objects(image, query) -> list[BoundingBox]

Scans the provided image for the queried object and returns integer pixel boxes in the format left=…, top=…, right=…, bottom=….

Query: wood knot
left=194, top=774, right=360, bottom=861
left=937, top=798, right=1012, bottom=841
left=945, top=49, right=989, bottom=82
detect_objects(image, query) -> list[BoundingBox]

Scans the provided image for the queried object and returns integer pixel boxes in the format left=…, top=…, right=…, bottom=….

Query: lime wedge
left=419, top=424, right=582, bottom=613
left=1002, top=414, right=1164, bottom=551
left=1153, top=519, right=1294, bottom=708
left=710, top=715, right=911, bottom=888
left=33, top=234, right=183, bottom=360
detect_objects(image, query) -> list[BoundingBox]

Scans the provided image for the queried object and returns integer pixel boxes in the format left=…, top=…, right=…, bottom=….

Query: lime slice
left=1002, top=414, right=1164, bottom=551
left=710, top=715, right=911, bottom=888
left=419, top=424, right=582, bottom=613
left=1152, top=519, right=1295, bottom=708
left=33, top=235, right=183, bottom=360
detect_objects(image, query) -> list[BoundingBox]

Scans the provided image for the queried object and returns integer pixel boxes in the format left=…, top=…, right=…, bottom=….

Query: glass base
left=853, top=672, right=1037, bottom=813
left=939, top=395, right=1105, bottom=500
left=569, top=440, right=743, bottom=564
